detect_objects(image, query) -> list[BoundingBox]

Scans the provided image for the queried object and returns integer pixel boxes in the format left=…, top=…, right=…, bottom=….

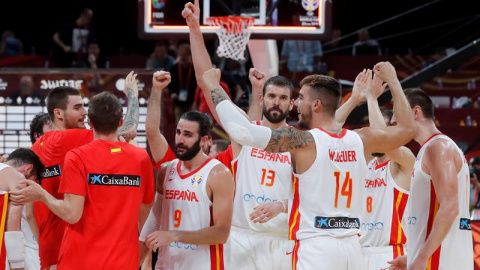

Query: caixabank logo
left=460, top=218, right=472, bottom=231
left=41, top=165, right=62, bottom=179
left=88, top=173, right=141, bottom=187
left=315, top=216, right=360, bottom=229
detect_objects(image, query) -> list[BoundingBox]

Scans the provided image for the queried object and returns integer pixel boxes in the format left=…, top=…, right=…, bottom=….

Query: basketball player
left=388, top=88, right=473, bottom=270
left=358, top=73, right=414, bottom=270
left=182, top=1, right=295, bottom=269
left=201, top=61, right=415, bottom=270
left=11, top=92, right=154, bottom=269
left=0, top=148, right=44, bottom=270
left=139, top=71, right=235, bottom=269
left=18, top=71, right=140, bottom=270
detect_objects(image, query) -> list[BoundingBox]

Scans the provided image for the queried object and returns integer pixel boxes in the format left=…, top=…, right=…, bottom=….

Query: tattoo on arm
left=210, top=87, right=229, bottom=106
left=265, top=127, right=314, bottom=153
left=118, top=87, right=139, bottom=140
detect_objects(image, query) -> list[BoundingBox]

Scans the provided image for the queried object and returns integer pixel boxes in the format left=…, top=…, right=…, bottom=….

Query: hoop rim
left=205, top=16, right=255, bottom=25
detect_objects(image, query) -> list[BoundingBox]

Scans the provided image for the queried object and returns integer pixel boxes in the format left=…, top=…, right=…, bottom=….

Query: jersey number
left=366, top=196, right=373, bottom=213
left=261, top=169, right=275, bottom=187
left=174, top=209, right=182, bottom=228
left=334, top=171, right=352, bottom=209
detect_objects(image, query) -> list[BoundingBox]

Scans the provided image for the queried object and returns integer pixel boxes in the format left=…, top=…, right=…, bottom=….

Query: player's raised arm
left=357, top=62, right=415, bottom=154
left=334, top=69, right=368, bottom=127
left=118, top=71, right=140, bottom=141
left=146, top=71, right=171, bottom=164
left=247, top=68, right=266, bottom=121
left=203, top=68, right=315, bottom=154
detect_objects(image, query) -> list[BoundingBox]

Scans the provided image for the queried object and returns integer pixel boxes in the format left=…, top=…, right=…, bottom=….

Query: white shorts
left=224, top=227, right=294, bottom=270
left=25, top=246, right=40, bottom=270
left=294, top=235, right=364, bottom=270
left=362, top=245, right=405, bottom=270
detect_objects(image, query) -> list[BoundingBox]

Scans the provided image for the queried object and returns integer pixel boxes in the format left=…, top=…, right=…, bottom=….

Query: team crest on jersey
left=191, top=174, right=202, bottom=186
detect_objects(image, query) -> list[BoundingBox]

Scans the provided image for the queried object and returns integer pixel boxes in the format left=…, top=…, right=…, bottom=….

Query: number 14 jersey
left=289, top=128, right=367, bottom=240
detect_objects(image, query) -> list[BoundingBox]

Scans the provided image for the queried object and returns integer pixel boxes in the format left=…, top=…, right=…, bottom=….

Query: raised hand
left=366, top=72, right=388, bottom=99
left=202, top=68, right=222, bottom=91
left=124, top=71, right=139, bottom=97
left=373, top=61, right=398, bottom=86
left=152, top=71, right=171, bottom=92
left=351, top=69, right=369, bottom=103
left=249, top=68, right=267, bottom=91
left=182, top=0, right=200, bottom=28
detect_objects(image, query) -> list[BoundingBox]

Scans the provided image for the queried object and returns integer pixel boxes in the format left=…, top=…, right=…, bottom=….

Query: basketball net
left=206, top=16, right=255, bottom=61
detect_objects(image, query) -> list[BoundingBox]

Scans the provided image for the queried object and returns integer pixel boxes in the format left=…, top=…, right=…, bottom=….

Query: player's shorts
left=25, top=246, right=40, bottom=270
left=224, top=226, right=294, bottom=270
left=362, top=245, right=405, bottom=270
left=293, top=235, right=364, bottom=270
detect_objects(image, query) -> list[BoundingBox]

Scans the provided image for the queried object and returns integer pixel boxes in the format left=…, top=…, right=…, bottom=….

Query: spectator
left=146, top=42, right=175, bottom=71
left=0, top=30, right=23, bottom=56
left=352, top=28, right=381, bottom=56
left=168, top=43, right=197, bottom=123
left=323, top=28, right=350, bottom=55
left=8, top=75, right=44, bottom=106
left=52, top=8, right=95, bottom=67
left=280, top=12, right=324, bottom=74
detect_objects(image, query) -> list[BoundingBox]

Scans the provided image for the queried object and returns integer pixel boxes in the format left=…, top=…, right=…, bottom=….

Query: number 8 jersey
left=157, top=157, right=224, bottom=270
left=289, top=127, right=367, bottom=240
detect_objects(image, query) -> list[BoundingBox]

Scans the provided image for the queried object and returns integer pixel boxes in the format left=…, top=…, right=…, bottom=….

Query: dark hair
left=300, top=75, right=341, bottom=117
left=212, top=139, right=230, bottom=152
left=179, top=111, right=212, bottom=137
left=6, top=148, right=45, bottom=180
left=381, top=109, right=393, bottom=126
left=471, top=156, right=480, bottom=166
left=46, top=86, right=81, bottom=121
left=29, top=112, right=51, bottom=144
left=88, top=92, right=123, bottom=134
left=263, top=76, right=294, bottom=98
left=404, top=88, right=434, bottom=120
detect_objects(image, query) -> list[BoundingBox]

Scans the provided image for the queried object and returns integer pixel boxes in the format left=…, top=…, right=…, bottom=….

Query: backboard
left=138, top=0, right=332, bottom=40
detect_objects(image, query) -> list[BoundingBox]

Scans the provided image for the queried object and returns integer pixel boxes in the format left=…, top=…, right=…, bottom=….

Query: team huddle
left=0, top=1, right=473, bottom=270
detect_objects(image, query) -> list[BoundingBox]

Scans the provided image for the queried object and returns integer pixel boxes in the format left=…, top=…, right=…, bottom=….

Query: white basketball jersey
left=157, top=158, right=224, bottom=270
left=360, top=158, right=408, bottom=256
left=231, top=143, right=292, bottom=237
left=289, top=128, right=367, bottom=240
left=406, top=134, right=473, bottom=270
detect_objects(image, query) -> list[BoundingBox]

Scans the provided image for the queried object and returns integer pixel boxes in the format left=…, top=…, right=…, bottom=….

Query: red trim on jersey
left=209, top=206, right=224, bottom=270
left=289, top=175, right=301, bottom=240
left=389, top=188, right=408, bottom=246
left=0, top=193, right=8, bottom=270
left=375, top=159, right=390, bottom=170
left=231, top=160, right=238, bottom=190
left=255, top=121, right=261, bottom=125
left=392, top=244, right=405, bottom=258
left=421, top=133, right=445, bottom=147
left=426, top=181, right=441, bottom=270
left=177, top=157, right=214, bottom=179
left=317, top=127, right=347, bottom=138
left=292, top=240, right=300, bottom=270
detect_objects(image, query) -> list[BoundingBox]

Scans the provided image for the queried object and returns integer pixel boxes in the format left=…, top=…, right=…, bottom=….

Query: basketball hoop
left=206, top=16, right=255, bottom=61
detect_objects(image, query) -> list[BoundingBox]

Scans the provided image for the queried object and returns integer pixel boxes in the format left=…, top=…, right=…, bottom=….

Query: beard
left=263, top=106, right=289, bottom=124
left=298, top=110, right=312, bottom=129
left=64, top=114, right=85, bottom=129
left=175, top=138, right=202, bottom=161
left=371, top=152, right=385, bottom=157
